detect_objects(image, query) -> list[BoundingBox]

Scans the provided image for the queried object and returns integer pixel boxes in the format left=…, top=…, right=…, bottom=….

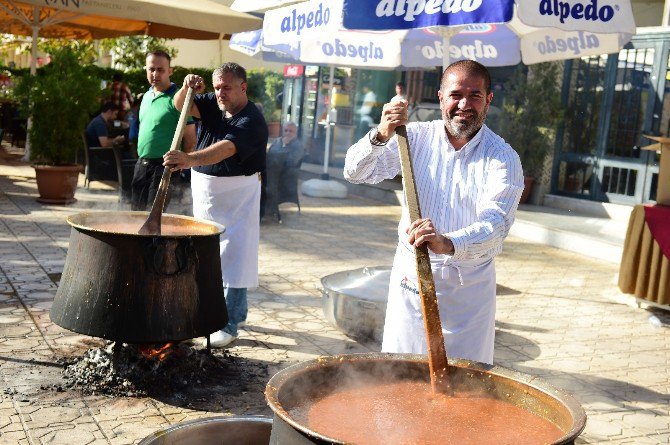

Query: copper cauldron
left=265, top=353, right=586, bottom=445
left=50, top=211, right=227, bottom=343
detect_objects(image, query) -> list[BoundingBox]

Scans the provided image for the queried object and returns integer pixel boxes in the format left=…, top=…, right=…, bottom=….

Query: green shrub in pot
left=14, top=47, right=102, bottom=166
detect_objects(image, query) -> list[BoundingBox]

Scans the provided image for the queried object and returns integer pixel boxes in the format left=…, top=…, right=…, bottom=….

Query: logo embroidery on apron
left=400, top=276, right=419, bottom=295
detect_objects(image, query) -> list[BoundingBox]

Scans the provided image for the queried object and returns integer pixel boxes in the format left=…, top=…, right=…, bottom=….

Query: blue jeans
left=223, top=287, right=247, bottom=337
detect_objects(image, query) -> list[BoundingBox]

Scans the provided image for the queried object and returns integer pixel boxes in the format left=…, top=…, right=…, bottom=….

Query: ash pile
left=61, top=342, right=230, bottom=397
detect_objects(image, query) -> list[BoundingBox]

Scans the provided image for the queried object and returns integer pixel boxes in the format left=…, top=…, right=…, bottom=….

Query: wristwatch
left=369, top=127, right=388, bottom=146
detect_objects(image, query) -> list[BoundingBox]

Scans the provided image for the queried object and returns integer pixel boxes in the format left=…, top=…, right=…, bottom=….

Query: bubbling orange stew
left=289, top=381, right=564, bottom=445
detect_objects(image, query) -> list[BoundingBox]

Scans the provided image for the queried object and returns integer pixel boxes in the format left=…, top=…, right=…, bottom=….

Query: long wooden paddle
left=396, top=125, right=452, bottom=394
left=139, top=86, right=195, bottom=235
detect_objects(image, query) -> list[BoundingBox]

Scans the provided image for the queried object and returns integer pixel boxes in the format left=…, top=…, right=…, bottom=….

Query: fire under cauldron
left=265, top=353, right=586, bottom=445
left=50, top=211, right=227, bottom=343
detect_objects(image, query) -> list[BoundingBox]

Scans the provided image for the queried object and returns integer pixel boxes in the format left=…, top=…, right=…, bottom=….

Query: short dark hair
left=441, top=60, right=491, bottom=94
left=112, top=72, right=123, bottom=82
left=396, top=81, right=405, bottom=88
left=213, top=62, right=247, bottom=83
left=100, top=101, right=119, bottom=113
left=146, top=49, right=171, bottom=64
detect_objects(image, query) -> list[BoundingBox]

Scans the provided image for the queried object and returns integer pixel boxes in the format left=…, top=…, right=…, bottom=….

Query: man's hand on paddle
left=163, top=150, right=192, bottom=172
left=375, top=100, right=408, bottom=143
left=183, top=74, right=205, bottom=94
left=407, top=218, right=455, bottom=255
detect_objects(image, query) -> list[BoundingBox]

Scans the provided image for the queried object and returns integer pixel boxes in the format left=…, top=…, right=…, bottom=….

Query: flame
left=138, top=343, right=174, bottom=361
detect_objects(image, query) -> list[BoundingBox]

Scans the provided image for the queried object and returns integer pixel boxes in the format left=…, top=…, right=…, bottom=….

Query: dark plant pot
left=520, top=176, right=535, bottom=204
left=34, top=164, right=83, bottom=204
left=268, top=121, right=281, bottom=138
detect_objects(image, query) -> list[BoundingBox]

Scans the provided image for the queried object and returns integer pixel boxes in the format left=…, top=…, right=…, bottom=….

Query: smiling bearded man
left=344, top=60, right=524, bottom=365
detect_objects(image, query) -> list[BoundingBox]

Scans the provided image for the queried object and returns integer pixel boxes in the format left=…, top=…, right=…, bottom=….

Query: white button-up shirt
left=344, top=121, right=524, bottom=264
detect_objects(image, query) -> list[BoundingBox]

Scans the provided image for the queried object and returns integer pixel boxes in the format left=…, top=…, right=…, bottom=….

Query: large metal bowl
left=139, top=416, right=272, bottom=445
left=266, top=353, right=587, bottom=445
left=321, top=266, right=390, bottom=343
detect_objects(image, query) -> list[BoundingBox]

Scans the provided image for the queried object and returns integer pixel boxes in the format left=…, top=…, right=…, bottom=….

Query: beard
left=443, top=104, right=488, bottom=140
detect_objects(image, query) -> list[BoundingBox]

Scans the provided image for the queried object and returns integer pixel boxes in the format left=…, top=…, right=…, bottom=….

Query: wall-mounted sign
left=283, top=65, right=304, bottom=77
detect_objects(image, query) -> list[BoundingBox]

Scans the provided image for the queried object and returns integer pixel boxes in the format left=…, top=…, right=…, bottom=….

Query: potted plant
left=13, top=47, right=101, bottom=204
left=498, top=63, right=561, bottom=204
left=248, top=69, right=284, bottom=138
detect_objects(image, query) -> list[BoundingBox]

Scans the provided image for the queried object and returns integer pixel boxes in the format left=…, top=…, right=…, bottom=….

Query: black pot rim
left=66, top=211, right=225, bottom=237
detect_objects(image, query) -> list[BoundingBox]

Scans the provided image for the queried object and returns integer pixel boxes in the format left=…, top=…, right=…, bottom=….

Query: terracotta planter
left=519, top=176, right=535, bottom=204
left=268, top=121, right=281, bottom=138
left=34, top=164, right=82, bottom=204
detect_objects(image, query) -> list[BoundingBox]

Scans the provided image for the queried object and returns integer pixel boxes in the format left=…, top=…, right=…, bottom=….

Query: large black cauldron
left=51, top=211, right=227, bottom=343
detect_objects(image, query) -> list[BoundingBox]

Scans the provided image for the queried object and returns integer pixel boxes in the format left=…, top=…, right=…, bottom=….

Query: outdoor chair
left=82, top=133, right=135, bottom=202
left=10, top=117, right=26, bottom=148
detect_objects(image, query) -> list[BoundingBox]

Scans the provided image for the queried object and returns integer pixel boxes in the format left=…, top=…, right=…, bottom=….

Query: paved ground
left=0, top=144, right=668, bottom=444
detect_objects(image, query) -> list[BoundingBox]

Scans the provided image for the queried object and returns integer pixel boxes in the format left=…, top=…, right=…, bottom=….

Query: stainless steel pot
left=50, top=211, right=227, bottom=343
left=138, top=416, right=272, bottom=445
left=321, top=266, right=389, bottom=343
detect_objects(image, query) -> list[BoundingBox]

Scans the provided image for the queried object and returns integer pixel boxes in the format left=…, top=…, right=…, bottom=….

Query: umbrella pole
left=321, top=65, right=335, bottom=180
left=22, top=6, right=40, bottom=162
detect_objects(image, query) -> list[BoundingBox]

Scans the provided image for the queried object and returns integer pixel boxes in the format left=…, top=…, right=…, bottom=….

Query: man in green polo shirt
left=131, top=50, right=196, bottom=211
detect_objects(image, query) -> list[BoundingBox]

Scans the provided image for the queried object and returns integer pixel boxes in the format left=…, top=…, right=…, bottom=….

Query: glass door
left=552, top=33, right=670, bottom=205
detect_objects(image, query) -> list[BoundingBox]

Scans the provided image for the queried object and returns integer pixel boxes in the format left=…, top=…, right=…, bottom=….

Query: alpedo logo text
left=320, top=40, right=384, bottom=63
left=280, top=2, right=330, bottom=36
left=535, top=31, right=601, bottom=56
left=539, top=0, right=617, bottom=24
left=373, top=0, right=484, bottom=21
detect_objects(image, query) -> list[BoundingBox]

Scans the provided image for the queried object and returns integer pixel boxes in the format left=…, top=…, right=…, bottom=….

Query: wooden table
left=618, top=204, right=670, bottom=307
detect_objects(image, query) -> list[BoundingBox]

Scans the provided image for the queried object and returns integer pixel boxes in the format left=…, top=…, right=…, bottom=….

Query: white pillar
left=322, top=65, right=336, bottom=179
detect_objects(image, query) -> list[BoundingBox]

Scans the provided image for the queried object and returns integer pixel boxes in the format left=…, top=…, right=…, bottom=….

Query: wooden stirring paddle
left=396, top=125, right=452, bottom=394
left=138, top=86, right=195, bottom=235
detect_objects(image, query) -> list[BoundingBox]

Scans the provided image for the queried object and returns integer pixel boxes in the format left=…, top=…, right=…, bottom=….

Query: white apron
left=191, top=170, right=261, bottom=288
left=381, top=244, right=497, bottom=364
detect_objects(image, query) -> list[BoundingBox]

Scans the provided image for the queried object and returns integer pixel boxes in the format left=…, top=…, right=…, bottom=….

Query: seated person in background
left=264, top=121, right=304, bottom=222
left=85, top=101, right=125, bottom=148
left=268, top=121, right=304, bottom=167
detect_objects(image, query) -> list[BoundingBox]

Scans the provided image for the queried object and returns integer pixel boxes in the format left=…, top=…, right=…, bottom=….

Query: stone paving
left=0, top=146, right=668, bottom=444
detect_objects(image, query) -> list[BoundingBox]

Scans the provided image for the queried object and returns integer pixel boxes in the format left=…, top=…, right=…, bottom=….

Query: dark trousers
left=131, top=158, right=169, bottom=211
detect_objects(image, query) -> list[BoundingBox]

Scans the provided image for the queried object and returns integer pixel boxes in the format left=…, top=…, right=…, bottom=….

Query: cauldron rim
left=138, top=415, right=272, bottom=445
left=66, top=211, right=225, bottom=237
left=265, top=352, right=587, bottom=445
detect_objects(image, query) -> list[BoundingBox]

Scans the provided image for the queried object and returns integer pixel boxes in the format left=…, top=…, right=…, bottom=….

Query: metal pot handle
left=145, top=238, right=197, bottom=276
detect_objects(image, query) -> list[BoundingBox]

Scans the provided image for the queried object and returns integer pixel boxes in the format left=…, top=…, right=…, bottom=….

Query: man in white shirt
left=344, top=60, right=524, bottom=364
left=391, top=81, right=407, bottom=103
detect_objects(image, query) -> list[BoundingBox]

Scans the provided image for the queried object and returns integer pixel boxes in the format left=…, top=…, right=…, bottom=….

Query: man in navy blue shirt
left=165, top=63, right=268, bottom=348
left=85, top=101, right=125, bottom=149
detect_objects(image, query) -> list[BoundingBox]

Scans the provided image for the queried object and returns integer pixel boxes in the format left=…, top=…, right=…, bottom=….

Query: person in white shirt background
left=344, top=60, right=524, bottom=365
left=356, top=84, right=378, bottom=139
left=391, top=81, right=407, bottom=103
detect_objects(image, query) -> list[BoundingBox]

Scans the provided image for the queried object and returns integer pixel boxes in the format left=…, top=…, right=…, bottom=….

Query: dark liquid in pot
left=88, top=222, right=214, bottom=236
left=290, top=381, right=563, bottom=445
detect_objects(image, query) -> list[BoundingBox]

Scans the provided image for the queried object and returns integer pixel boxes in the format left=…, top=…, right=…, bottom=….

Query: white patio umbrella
left=229, top=28, right=301, bottom=64
left=1, top=0, right=261, bottom=160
